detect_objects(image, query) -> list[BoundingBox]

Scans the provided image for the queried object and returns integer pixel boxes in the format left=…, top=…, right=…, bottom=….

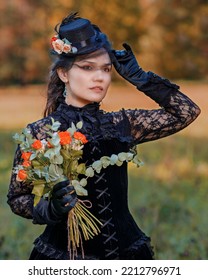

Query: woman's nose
left=92, top=69, right=103, bottom=81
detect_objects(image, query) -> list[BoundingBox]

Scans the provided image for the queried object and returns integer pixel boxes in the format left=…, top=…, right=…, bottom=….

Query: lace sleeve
left=7, top=117, right=54, bottom=219
left=7, top=145, right=34, bottom=219
left=112, top=91, right=200, bottom=145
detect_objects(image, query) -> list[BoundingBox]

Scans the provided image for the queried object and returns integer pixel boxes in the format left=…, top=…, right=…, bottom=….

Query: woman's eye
left=82, top=65, right=93, bottom=71
left=104, top=67, right=111, bottom=73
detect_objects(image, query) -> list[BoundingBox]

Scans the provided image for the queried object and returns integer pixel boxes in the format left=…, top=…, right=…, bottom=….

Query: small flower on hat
left=51, top=35, right=78, bottom=54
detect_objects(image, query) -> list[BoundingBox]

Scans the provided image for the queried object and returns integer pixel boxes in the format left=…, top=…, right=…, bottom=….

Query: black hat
left=51, top=13, right=111, bottom=56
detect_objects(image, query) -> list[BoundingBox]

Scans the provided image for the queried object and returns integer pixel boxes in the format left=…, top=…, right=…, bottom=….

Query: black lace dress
left=7, top=84, right=200, bottom=260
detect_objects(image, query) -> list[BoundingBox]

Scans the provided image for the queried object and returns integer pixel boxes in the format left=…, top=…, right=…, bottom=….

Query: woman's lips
left=90, top=86, right=103, bottom=93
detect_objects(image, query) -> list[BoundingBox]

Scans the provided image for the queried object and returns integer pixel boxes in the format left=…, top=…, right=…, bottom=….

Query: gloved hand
left=33, top=180, right=77, bottom=225
left=111, top=43, right=148, bottom=88
left=111, top=43, right=179, bottom=107
left=50, top=180, right=77, bottom=218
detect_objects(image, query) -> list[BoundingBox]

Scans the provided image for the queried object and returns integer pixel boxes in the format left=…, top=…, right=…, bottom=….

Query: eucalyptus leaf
left=110, top=154, right=118, bottom=165
left=76, top=121, right=83, bottom=129
left=116, top=160, right=123, bottom=167
left=51, top=154, right=63, bottom=165
left=30, top=153, right=37, bottom=161
left=132, top=156, right=144, bottom=167
left=13, top=133, right=23, bottom=144
left=49, top=163, right=63, bottom=180
left=51, top=133, right=60, bottom=146
left=50, top=118, right=61, bottom=131
left=80, top=178, right=87, bottom=187
left=72, top=180, right=88, bottom=196
left=33, top=169, right=42, bottom=178
left=100, top=156, right=111, bottom=168
left=92, top=160, right=102, bottom=173
left=44, top=149, right=56, bottom=159
left=67, top=122, right=76, bottom=135
left=85, top=167, right=95, bottom=177
left=118, top=152, right=128, bottom=162
left=126, top=152, right=134, bottom=161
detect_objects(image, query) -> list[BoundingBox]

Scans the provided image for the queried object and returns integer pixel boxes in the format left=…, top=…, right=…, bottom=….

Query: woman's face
left=60, top=50, right=112, bottom=107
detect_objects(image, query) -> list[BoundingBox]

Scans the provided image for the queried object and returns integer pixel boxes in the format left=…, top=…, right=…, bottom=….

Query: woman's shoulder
left=26, top=112, right=62, bottom=139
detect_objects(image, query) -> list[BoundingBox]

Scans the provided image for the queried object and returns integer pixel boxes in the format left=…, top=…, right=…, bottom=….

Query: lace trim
left=121, top=237, right=154, bottom=260
left=56, top=102, right=133, bottom=144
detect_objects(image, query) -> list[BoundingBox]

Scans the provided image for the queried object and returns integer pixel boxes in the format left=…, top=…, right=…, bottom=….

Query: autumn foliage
left=0, top=0, right=208, bottom=85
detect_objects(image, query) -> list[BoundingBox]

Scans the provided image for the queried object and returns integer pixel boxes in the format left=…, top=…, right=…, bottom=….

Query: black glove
left=111, top=43, right=179, bottom=107
left=33, top=180, right=77, bottom=225
left=50, top=180, right=77, bottom=218
left=111, top=43, right=149, bottom=88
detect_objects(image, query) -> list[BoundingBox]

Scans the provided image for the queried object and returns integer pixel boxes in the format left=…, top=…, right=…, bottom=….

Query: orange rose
left=73, top=131, right=88, bottom=144
left=22, top=160, right=31, bottom=167
left=17, top=169, right=27, bottom=181
left=31, top=140, right=42, bottom=150
left=21, top=152, right=32, bottom=161
left=58, top=131, right=72, bottom=145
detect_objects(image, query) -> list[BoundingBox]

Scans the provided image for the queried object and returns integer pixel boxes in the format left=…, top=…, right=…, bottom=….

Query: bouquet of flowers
left=13, top=118, right=142, bottom=259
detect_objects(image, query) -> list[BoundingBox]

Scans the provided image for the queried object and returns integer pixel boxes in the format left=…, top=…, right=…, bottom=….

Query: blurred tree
left=75, top=0, right=142, bottom=50
left=0, top=0, right=208, bottom=84
left=151, top=0, right=208, bottom=79
left=0, top=0, right=142, bottom=85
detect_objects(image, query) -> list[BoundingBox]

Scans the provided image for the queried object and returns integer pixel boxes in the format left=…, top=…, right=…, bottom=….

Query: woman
left=7, top=12, right=200, bottom=260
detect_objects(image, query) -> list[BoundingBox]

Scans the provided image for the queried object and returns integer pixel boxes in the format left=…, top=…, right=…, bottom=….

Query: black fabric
left=7, top=87, right=200, bottom=259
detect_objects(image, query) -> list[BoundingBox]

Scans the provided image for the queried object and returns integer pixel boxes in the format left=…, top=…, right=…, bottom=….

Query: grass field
left=0, top=82, right=207, bottom=259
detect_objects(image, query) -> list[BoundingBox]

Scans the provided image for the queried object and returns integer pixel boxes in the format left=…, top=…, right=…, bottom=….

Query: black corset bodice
left=34, top=102, right=146, bottom=259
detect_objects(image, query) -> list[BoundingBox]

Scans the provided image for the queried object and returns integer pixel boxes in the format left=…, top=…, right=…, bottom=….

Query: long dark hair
left=43, top=57, right=74, bottom=117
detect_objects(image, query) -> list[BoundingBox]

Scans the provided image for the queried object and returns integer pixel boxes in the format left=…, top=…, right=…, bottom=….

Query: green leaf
left=51, top=118, right=61, bottom=131
left=32, top=159, right=43, bottom=167
left=76, top=163, right=86, bottom=174
left=32, top=183, right=45, bottom=198
left=85, top=167, right=95, bottom=177
left=30, top=153, right=37, bottom=161
left=92, top=160, right=102, bottom=173
left=52, top=154, right=63, bottom=164
left=67, top=122, right=76, bottom=135
left=33, top=195, right=41, bottom=206
left=60, top=149, right=71, bottom=160
left=72, top=180, right=88, bottom=196
left=118, top=152, right=128, bottom=162
left=100, top=156, right=111, bottom=168
left=132, top=155, right=144, bottom=167
left=110, top=154, right=118, bottom=165
left=50, top=133, right=60, bottom=146
left=116, top=160, right=123, bottom=166
left=80, top=178, right=87, bottom=187
left=49, top=163, right=63, bottom=180
left=126, top=152, right=134, bottom=161
left=76, top=121, right=83, bottom=129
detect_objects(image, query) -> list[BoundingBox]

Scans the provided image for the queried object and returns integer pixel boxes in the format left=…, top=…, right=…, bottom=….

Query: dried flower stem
left=67, top=200, right=103, bottom=259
